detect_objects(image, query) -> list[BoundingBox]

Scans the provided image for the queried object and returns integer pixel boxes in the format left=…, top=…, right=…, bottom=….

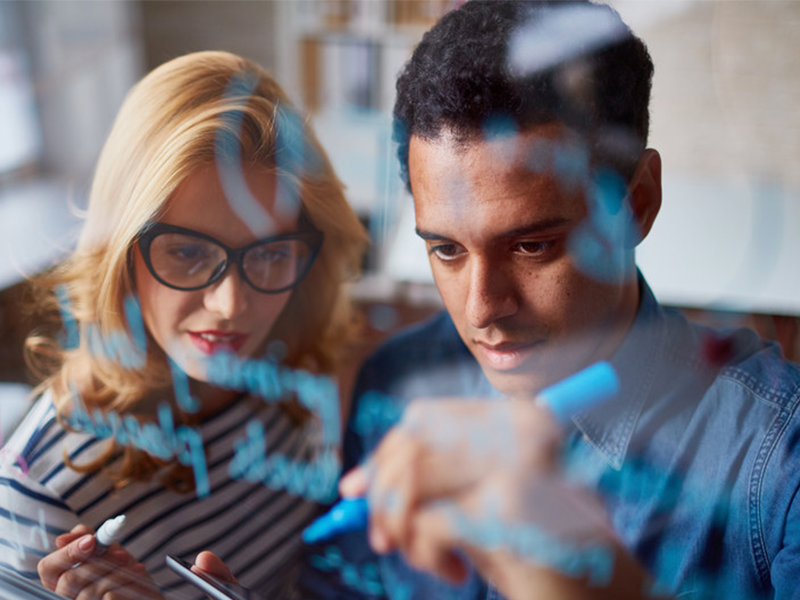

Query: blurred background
left=1, top=0, right=799, bottom=437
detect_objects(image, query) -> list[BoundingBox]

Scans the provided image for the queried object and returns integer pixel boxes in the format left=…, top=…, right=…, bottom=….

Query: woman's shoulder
left=0, top=391, right=81, bottom=576
left=2, top=391, right=60, bottom=473
left=1, top=390, right=104, bottom=489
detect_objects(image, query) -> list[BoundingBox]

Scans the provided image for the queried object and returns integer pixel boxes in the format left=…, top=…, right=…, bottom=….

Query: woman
left=0, top=50, right=367, bottom=599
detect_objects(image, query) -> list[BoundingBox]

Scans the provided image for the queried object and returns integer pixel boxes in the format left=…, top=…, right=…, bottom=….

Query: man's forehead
left=409, top=125, right=588, bottom=240
left=409, top=123, right=588, bottom=196
left=408, top=123, right=589, bottom=185
left=409, top=122, right=572, bottom=156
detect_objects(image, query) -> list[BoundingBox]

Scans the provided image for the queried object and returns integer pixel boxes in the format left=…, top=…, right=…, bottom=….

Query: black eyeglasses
left=137, top=222, right=323, bottom=294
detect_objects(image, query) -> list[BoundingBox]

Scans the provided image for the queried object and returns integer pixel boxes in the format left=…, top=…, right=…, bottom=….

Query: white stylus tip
left=96, top=514, right=126, bottom=547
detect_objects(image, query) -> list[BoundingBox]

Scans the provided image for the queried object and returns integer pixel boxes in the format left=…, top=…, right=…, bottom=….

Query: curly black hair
left=393, top=0, right=654, bottom=191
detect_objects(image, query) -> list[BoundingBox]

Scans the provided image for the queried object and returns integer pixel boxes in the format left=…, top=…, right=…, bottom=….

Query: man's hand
left=340, top=399, right=661, bottom=600
left=37, top=524, right=163, bottom=600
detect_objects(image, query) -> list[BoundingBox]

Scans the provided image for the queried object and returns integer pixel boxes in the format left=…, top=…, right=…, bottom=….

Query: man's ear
left=626, top=148, right=662, bottom=247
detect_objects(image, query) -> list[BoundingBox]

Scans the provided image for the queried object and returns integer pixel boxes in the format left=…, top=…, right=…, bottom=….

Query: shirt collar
left=571, top=273, right=667, bottom=470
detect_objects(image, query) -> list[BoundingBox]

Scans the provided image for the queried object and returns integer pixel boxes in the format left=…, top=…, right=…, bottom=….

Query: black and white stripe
left=0, top=392, right=326, bottom=599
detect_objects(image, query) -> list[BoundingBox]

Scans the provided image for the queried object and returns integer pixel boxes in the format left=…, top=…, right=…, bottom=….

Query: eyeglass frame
left=136, top=221, right=324, bottom=294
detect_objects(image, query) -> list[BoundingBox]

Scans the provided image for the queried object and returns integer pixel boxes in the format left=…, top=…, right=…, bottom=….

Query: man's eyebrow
left=415, top=228, right=451, bottom=242
left=495, top=217, right=574, bottom=239
left=415, top=217, right=573, bottom=242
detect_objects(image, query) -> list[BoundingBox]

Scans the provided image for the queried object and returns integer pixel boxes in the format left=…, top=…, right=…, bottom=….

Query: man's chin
left=479, top=356, right=595, bottom=400
left=482, top=369, right=549, bottom=400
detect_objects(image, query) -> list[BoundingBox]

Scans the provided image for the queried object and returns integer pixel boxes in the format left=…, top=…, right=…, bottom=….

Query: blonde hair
left=26, top=51, right=368, bottom=491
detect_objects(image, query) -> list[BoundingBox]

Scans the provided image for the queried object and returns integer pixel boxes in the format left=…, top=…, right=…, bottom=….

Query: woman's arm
left=37, top=524, right=163, bottom=600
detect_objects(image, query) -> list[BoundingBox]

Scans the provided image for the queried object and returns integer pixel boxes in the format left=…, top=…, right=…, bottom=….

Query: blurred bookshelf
left=275, top=0, right=456, bottom=303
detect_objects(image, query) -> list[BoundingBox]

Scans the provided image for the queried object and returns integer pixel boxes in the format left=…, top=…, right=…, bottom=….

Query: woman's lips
left=188, top=330, right=247, bottom=355
left=474, top=340, right=539, bottom=371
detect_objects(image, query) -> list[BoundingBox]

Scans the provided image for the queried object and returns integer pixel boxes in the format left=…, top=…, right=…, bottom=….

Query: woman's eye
left=253, top=245, right=291, bottom=263
left=430, top=244, right=462, bottom=261
left=515, top=240, right=552, bottom=255
left=168, top=244, right=208, bottom=261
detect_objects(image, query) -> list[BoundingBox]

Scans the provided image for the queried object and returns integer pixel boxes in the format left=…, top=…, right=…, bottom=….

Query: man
left=199, top=1, right=800, bottom=598
left=329, top=1, right=800, bottom=599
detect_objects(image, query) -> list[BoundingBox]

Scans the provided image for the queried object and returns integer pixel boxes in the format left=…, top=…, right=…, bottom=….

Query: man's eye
left=429, top=244, right=462, bottom=261
left=515, top=241, right=552, bottom=255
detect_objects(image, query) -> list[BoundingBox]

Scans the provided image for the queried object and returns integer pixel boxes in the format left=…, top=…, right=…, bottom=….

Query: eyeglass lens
left=148, top=232, right=313, bottom=292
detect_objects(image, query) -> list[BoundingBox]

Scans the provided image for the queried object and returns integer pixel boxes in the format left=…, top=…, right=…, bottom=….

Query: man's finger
left=403, top=500, right=470, bottom=583
left=339, top=464, right=369, bottom=497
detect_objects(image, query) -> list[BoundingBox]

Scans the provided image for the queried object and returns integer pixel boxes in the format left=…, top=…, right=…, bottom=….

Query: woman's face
left=133, top=164, right=297, bottom=385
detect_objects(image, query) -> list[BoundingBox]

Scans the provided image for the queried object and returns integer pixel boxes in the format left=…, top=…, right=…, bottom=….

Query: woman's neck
left=187, top=380, right=242, bottom=419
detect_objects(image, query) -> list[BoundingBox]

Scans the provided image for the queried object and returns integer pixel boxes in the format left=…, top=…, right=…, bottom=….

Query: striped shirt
left=0, top=391, right=326, bottom=599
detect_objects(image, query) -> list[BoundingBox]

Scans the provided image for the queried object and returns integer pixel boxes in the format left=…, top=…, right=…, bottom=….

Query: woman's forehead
left=161, top=164, right=299, bottom=244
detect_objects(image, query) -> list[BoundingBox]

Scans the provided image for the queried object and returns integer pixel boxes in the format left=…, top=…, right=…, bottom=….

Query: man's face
left=410, top=125, right=640, bottom=398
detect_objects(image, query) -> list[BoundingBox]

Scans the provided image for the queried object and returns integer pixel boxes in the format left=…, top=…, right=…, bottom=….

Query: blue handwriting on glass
left=228, top=419, right=339, bottom=503
left=310, top=545, right=385, bottom=597
left=206, top=352, right=341, bottom=445
left=55, top=285, right=147, bottom=368
left=444, top=502, right=614, bottom=587
left=66, top=394, right=211, bottom=498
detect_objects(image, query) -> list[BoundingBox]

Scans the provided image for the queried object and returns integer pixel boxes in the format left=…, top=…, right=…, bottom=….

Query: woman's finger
left=38, top=534, right=97, bottom=590
left=55, top=524, right=95, bottom=550
left=54, top=554, right=116, bottom=599
left=193, top=551, right=238, bottom=584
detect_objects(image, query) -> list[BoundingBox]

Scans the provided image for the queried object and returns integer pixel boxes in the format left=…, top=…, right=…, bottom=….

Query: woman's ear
left=626, top=148, right=662, bottom=247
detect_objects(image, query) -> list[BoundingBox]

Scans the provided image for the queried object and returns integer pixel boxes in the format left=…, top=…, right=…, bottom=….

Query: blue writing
left=445, top=502, right=614, bottom=587
left=310, top=546, right=385, bottom=597
left=55, top=285, right=79, bottom=350
left=228, top=418, right=339, bottom=503
left=351, top=391, right=405, bottom=437
left=169, top=358, right=199, bottom=413
left=207, top=352, right=341, bottom=446
left=68, top=391, right=210, bottom=498
left=55, top=285, right=147, bottom=368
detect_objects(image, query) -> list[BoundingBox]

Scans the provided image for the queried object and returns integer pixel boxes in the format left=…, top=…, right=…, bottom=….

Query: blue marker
left=302, top=361, right=619, bottom=544
left=535, top=360, right=619, bottom=426
left=303, top=497, right=369, bottom=543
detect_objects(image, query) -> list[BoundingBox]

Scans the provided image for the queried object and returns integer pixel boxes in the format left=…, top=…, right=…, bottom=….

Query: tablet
left=166, top=555, right=268, bottom=600
left=0, top=567, right=69, bottom=600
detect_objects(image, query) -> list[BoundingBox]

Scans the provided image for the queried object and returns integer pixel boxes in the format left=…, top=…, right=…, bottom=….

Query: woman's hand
left=341, top=398, right=659, bottom=600
left=192, top=551, right=238, bottom=584
left=37, top=524, right=163, bottom=600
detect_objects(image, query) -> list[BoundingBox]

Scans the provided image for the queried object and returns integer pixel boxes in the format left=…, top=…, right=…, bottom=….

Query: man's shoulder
left=657, top=305, right=800, bottom=409
left=354, top=310, right=479, bottom=399
left=364, top=310, right=469, bottom=372
left=716, top=330, right=800, bottom=412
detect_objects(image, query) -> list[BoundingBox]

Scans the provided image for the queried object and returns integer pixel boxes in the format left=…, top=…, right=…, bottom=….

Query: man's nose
left=203, top=267, right=249, bottom=320
left=464, top=258, right=518, bottom=329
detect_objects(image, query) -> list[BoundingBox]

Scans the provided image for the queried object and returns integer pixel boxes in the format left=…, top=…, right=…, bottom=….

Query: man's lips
left=188, top=330, right=248, bottom=355
left=473, top=340, right=540, bottom=371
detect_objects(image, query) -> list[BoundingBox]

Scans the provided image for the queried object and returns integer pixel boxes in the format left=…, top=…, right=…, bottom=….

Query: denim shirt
left=303, top=278, right=800, bottom=600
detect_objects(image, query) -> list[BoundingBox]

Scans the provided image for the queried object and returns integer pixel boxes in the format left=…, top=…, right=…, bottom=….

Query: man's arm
left=340, top=398, right=669, bottom=600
